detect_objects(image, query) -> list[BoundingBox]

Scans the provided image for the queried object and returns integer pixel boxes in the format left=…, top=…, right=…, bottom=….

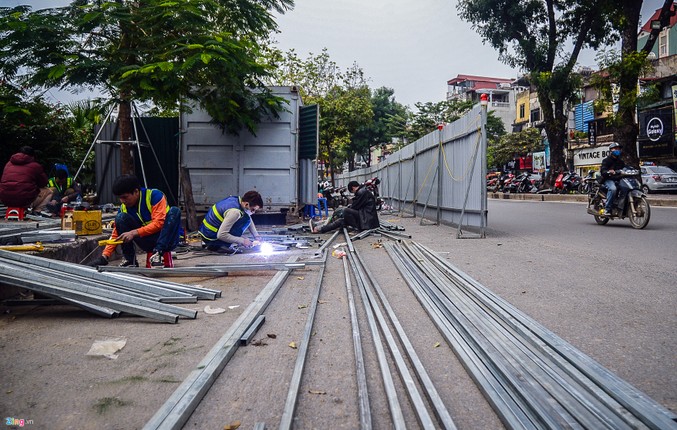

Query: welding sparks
left=259, top=242, right=274, bottom=256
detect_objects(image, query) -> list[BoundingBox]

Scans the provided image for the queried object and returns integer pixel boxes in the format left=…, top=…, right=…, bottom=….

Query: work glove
left=88, top=255, right=109, bottom=267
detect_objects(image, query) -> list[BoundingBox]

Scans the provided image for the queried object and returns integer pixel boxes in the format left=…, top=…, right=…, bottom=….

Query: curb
left=488, top=192, right=677, bottom=207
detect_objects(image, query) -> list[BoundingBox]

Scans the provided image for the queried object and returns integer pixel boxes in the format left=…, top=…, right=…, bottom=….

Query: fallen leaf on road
left=298, top=304, right=307, bottom=309
left=289, top=341, right=297, bottom=349
left=308, top=389, right=326, bottom=395
left=267, top=333, right=277, bottom=339
left=251, top=340, right=267, bottom=347
left=223, top=421, right=241, bottom=430
left=297, top=276, right=305, bottom=280
left=433, top=342, right=441, bottom=348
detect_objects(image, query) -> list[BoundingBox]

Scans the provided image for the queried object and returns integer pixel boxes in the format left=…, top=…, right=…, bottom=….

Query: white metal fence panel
left=337, top=104, right=486, bottom=234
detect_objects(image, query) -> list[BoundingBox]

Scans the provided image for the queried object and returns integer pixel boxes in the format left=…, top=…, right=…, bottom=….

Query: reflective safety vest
left=199, top=196, right=251, bottom=242
left=48, top=177, right=73, bottom=194
left=120, top=188, right=167, bottom=226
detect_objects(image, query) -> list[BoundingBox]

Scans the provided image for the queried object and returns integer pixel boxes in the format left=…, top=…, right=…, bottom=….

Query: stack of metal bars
left=384, top=241, right=677, bottom=430
left=0, top=250, right=220, bottom=323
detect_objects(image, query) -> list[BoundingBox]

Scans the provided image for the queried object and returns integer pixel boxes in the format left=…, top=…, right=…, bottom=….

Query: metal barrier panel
left=336, top=105, right=486, bottom=232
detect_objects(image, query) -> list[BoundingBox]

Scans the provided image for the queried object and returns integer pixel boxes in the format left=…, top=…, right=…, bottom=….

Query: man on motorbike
left=600, top=142, right=628, bottom=216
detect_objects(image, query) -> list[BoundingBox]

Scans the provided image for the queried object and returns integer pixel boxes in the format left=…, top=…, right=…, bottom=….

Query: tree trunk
left=614, top=0, right=643, bottom=167
left=118, top=99, right=135, bottom=175
left=539, top=93, right=568, bottom=185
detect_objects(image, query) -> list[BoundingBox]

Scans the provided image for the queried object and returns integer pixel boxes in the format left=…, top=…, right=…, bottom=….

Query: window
left=531, top=109, right=541, bottom=123
left=659, top=31, right=668, bottom=57
left=519, top=104, right=525, bottom=120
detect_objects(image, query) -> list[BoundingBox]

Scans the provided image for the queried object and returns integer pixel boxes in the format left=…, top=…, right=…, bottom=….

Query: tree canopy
left=0, top=0, right=293, bottom=173
left=458, top=0, right=618, bottom=182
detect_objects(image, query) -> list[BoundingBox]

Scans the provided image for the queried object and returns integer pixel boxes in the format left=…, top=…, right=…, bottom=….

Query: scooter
left=364, top=177, right=384, bottom=210
left=586, top=167, right=651, bottom=229
left=578, top=171, right=597, bottom=194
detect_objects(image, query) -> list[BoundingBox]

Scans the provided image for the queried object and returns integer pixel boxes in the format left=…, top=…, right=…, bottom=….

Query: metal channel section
left=383, top=242, right=537, bottom=429
left=0, top=267, right=180, bottom=324
left=278, top=250, right=328, bottom=430
left=345, top=251, right=406, bottom=430
left=412, top=242, right=677, bottom=430
left=143, top=257, right=298, bottom=430
left=100, top=263, right=305, bottom=277
left=341, top=251, right=372, bottom=430
left=399, top=243, right=602, bottom=429
left=385, top=240, right=677, bottom=430
left=0, top=261, right=196, bottom=320
left=351, top=248, right=457, bottom=430
left=0, top=250, right=201, bottom=300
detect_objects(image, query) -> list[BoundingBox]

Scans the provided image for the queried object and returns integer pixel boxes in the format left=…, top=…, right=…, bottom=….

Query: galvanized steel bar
left=383, top=243, right=538, bottom=429
left=0, top=262, right=196, bottom=320
left=0, top=270, right=179, bottom=324
left=315, top=230, right=340, bottom=256
left=143, top=257, right=298, bottom=430
left=340, top=253, right=372, bottom=430
left=279, top=250, right=328, bottom=430
left=348, top=244, right=440, bottom=430
left=412, top=242, right=677, bottom=429
left=240, top=315, right=266, bottom=346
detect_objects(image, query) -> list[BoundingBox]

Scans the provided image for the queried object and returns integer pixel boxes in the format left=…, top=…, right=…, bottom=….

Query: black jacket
left=349, top=185, right=380, bottom=229
left=600, top=155, right=625, bottom=180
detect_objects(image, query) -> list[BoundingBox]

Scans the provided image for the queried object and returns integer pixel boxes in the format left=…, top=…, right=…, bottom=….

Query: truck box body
left=180, top=87, right=317, bottom=216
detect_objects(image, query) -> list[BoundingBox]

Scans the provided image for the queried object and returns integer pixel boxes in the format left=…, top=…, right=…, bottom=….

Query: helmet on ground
left=609, top=142, right=621, bottom=149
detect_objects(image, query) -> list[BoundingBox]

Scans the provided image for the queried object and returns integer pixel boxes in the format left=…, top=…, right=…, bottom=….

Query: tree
left=490, top=127, right=542, bottom=170
left=352, top=87, right=409, bottom=166
left=458, top=0, right=617, bottom=184
left=265, top=48, right=373, bottom=179
left=406, top=99, right=474, bottom=142
left=595, top=0, right=674, bottom=166
left=0, top=0, right=293, bottom=174
left=485, top=111, right=508, bottom=169
left=0, top=82, right=73, bottom=171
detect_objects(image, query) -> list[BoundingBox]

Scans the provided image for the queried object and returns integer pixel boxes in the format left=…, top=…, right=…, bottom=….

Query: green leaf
left=186, top=44, right=204, bottom=50
left=200, top=53, right=212, bottom=64
left=47, top=64, right=66, bottom=79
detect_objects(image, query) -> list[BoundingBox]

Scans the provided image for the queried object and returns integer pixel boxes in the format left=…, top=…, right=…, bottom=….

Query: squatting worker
left=88, top=174, right=181, bottom=267
left=0, top=146, right=52, bottom=213
left=310, top=180, right=379, bottom=233
left=199, top=191, right=263, bottom=253
left=46, top=168, right=82, bottom=214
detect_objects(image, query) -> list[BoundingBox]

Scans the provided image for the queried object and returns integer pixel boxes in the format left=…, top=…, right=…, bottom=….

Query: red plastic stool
left=5, top=207, right=26, bottom=221
left=146, top=251, right=174, bottom=268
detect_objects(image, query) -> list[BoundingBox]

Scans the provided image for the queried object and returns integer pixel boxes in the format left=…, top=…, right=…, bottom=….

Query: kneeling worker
left=199, top=191, right=263, bottom=253
left=89, top=174, right=181, bottom=267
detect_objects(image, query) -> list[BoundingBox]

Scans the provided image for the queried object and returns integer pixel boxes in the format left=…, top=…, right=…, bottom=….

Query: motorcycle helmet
left=609, top=142, right=621, bottom=149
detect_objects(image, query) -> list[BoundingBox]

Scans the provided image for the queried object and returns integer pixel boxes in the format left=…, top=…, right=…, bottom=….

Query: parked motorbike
left=553, top=171, right=581, bottom=194
left=504, top=171, right=533, bottom=193
left=586, top=167, right=651, bottom=229
left=364, top=177, right=384, bottom=210
left=578, top=171, right=597, bottom=194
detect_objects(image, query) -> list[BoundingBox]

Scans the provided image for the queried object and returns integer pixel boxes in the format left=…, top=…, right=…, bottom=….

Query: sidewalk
left=489, top=191, right=677, bottom=207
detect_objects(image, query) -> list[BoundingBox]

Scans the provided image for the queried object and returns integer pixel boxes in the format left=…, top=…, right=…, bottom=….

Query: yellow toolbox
left=73, top=210, right=103, bottom=235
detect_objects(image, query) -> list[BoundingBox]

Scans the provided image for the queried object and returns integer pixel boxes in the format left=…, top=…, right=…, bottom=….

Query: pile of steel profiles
left=100, top=262, right=307, bottom=277
left=0, top=250, right=219, bottom=323
left=144, top=256, right=299, bottom=430
left=343, top=230, right=457, bottom=430
left=384, top=241, right=677, bottom=429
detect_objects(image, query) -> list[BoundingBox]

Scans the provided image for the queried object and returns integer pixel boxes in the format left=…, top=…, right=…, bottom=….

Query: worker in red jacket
left=0, top=146, right=53, bottom=212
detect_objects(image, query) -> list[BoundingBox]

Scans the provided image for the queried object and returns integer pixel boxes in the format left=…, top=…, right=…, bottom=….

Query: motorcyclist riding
left=600, top=142, right=627, bottom=216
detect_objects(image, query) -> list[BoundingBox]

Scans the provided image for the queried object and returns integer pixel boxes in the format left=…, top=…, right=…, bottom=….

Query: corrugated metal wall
left=336, top=105, right=487, bottom=232
left=180, top=87, right=304, bottom=212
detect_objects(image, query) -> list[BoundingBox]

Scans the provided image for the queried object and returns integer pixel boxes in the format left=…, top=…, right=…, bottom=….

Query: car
left=640, top=165, right=677, bottom=194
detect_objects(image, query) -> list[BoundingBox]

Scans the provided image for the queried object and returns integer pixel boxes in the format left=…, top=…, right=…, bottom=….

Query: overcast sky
left=0, top=0, right=666, bottom=108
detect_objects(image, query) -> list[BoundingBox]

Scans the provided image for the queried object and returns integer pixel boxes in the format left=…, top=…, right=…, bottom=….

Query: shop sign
left=646, top=117, right=664, bottom=141
left=573, top=145, right=609, bottom=167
